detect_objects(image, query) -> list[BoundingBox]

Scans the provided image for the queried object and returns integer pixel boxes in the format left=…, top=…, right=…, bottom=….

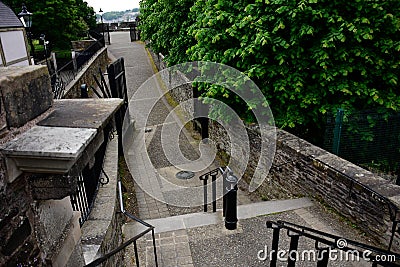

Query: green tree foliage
left=139, top=0, right=195, bottom=65
left=102, top=11, right=126, bottom=21
left=98, top=9, right=140, bottom=21
left=3, top=0, right=96, bottom=49
left=139, top=0, right=400, bottom=141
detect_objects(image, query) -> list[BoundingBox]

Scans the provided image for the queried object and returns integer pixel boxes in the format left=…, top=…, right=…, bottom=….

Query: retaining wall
left=150, top=50, right=400, bottom=251
left=63, top=47, right=109, bottom=99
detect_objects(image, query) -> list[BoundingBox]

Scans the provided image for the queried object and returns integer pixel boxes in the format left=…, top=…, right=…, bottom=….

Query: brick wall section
left=0, top=173, right=40, bottom=265
left=150, top=51, right=400, bottom=251
left=63, top=47, right=109, bottom=99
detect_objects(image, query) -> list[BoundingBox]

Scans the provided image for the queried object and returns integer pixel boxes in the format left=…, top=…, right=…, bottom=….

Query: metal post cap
left=226, top=173, right=238, bottom=183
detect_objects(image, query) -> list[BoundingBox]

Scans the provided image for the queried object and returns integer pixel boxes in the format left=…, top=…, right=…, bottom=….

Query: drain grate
left=176, top=170, right=195, bottom=180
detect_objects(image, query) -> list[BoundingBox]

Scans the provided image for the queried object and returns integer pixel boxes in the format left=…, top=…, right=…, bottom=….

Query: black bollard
left=80, top=84, right=88, bottom=98
left=224, top=171, right=238, bottom=230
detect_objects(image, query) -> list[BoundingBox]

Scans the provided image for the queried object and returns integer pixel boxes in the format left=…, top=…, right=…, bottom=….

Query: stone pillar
left=34, top=197, right=84, bottom=266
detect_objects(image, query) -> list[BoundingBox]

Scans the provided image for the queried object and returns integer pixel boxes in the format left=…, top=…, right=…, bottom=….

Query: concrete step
left=123, top=197, right=313, bottom=235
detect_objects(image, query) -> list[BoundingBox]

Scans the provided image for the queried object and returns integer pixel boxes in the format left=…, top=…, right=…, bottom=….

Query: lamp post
left=18, top=3, right=34, bottom=58
left=99, top=8, right=104, bottom=41
left=40, top=34, right=49, bottom=68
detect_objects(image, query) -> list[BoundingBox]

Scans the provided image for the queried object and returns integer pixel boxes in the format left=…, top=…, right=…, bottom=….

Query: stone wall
left=71, top=40, right=97, bottom=52
left=63, top=46, right=125, bottom=266
left=0, top=173, right=40, bottom=265
left=211, top=121, right=400, bottom=250
left=149, top=50, right=194, bottom=121
left=149, top=52, right=400, bottom=251
left=0, top=66, right=53, bottom=129
left=63, top=47, right=109, bottom=99
left=0, top=63, right=124, bottom=266
left=0, top=66, right=53, bottom=265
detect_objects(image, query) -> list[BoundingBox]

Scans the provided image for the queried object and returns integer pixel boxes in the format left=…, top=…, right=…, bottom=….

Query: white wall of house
left=0, top=28, right=30, bottom=67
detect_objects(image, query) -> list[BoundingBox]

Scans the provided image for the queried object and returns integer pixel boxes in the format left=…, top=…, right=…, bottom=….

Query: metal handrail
left=84, top=180, right=158, bottom=267
left=270, top=151, right=399, bottom=252
left=199, top=167, right=225, bottom=212
left=266, top=220, right=400, bottom=266
left=49, top=38, right=105, bottom=98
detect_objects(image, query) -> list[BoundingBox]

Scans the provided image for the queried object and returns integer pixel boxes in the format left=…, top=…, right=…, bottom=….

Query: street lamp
left=18, top=3, right=34, bottom=58
left=99, top=8, right=104, bottom=40
left=18, top=3, right=32, bottom=29
left=40, top=34, right=49, bottom=67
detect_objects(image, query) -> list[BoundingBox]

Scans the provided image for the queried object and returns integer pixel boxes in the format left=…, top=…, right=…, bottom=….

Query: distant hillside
left=97, top=8, right=139, bottom=22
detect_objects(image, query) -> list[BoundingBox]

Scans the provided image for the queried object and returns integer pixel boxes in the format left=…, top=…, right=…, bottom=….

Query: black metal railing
left=70, top=174, right=90, bottom=225
left=76, top=40, right=104, bottom=70
left=49, top=37, right=105, bottom=99
left=70, top=127, right=111, bottom=226
left=268, top=149, right=400, bottom=253
left=84, top=180, right=158, bottom=267
left=89, top=30, right=105, bottom=46
left=199, top=166, right=238, bottom=216
left=266, top=220, right=400, bottom=266
left=199, top=167, right=223, bottom=213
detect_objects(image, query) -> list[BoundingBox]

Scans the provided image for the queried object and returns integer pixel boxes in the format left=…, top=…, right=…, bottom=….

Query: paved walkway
left=107, top=32, right=368, bottom=267
left=108, top=33, right=254, bottom=220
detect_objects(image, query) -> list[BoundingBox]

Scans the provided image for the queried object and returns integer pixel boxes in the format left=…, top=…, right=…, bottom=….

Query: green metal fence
left=323, top=109, right=400, bottom=173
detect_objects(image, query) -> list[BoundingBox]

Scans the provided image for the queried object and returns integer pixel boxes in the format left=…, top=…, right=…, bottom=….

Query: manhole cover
left=176, top=171, right=195, bottom=180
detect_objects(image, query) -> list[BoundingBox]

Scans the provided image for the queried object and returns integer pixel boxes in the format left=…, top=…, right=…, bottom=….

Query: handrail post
left=316, top=246, right=329, bottom=267
left=151, top=229, right=159, bottom=267
left=287, top=233, right=300, bottom=267
left=201, top=174, right=208, bottom=212
left=223, top=168, right=238, bottom=230
left=134, top=240, right=139, bottom=267
left=268, top=224, right=281, bottom=267
left=222, top=168, right=228, bottom=217
left=211, top=173, right=217, bottom=212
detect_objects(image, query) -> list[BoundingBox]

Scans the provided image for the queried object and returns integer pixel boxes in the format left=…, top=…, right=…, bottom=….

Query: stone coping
left=0, top=98, right=123, bottom=182
left=1, top=126, right=96, bottom=159
left=38, top=98, right=123, bottom=130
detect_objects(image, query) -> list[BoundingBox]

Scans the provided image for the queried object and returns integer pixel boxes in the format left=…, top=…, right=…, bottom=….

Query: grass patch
left=118, top=156, right=139, bottom=218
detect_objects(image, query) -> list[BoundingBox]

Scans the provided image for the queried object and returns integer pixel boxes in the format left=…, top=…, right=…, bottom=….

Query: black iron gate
left=104, top=24, right=111, bottom=45
left=107, top=57, right=128, bottom=154
left=70, top=127, right=111, bottom=226
left=130, top=24, right=138, bottom=42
